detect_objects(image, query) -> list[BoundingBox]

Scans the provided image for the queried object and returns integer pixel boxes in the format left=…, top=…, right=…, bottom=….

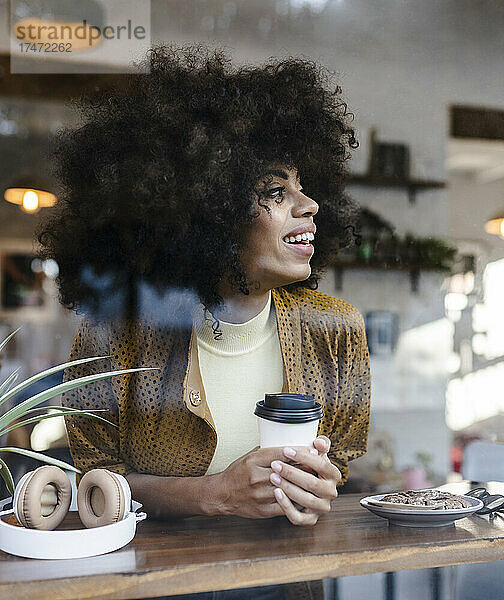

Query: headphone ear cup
left=77, top=469, right=130, bottom=528
left=14, top=465, right=72, bottom=530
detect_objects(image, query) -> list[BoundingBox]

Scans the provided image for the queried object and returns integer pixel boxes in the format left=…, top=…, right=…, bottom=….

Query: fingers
left=292, top=462, right=319, bottom=476
left=259, top=501, right=285, bottom=518
left=313, top=435, right=331, bottom=454
left=273, top=488, right=320, bottom=526
left=281, top=446, right=341, bottom=482
left=251, top=446, right=295, bottom=467
left=242, top=441, right=338, bottom=523
left=270, top=460, right=338, bottom=504
left=278, top=479, right=331, bottom=514
left=251, top=437, right=331, bottom=467
left=270, top=470, right=332, bottom=513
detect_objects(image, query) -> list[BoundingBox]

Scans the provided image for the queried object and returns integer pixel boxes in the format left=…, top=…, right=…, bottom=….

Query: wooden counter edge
left=2, top=537, right=504, bottom=600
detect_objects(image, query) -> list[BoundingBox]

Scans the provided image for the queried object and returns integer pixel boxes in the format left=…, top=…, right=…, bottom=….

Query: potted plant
left=0, top=327, right=157, bottom=496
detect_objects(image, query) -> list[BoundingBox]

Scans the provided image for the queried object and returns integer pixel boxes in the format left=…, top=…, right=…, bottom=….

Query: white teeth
left=283, top=232, right=315, bottom=243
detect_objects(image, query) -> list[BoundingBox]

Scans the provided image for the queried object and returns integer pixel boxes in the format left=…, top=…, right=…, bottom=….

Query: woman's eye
left=267, top=186, right=286, bottom=198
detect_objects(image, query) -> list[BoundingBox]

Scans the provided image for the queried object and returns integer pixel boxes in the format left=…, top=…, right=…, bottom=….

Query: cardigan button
left=189, top=390, right=201, bottom=406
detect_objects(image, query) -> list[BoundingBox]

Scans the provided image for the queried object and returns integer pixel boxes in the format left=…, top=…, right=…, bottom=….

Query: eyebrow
left=264, top=169, right=300, bottom=182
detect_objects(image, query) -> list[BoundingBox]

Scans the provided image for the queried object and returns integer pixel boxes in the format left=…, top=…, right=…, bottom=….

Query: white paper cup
left=258, top=416, right=320, bottom=448
left=254, top=393, right=323, bottom=448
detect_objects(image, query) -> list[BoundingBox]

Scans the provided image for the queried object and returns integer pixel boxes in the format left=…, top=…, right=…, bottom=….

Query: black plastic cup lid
left=254, top=393, right=323, bottom=424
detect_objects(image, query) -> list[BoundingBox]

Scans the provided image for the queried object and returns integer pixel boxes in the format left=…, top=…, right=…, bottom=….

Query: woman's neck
left=213, top=290, right=271, bottom=324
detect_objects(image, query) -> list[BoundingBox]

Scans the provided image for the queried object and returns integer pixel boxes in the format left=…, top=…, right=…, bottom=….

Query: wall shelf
left=347, top=174, right=446, bottom=203
left=332, top=261, right=445, bottom=293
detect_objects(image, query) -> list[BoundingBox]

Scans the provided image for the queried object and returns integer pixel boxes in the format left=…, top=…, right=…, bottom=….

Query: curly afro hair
left=36, top=42, right=359, bottom=321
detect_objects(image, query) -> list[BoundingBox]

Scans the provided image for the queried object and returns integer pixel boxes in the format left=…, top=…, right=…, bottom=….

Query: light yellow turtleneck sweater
left=194, top=292, right=284, bottom=475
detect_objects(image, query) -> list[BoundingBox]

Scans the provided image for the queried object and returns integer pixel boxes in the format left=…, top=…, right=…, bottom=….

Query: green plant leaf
left=0, top=447, right=81, bottom=473
left=0, top=409, right=118, bottom=438
left=0, top=355, right=113, bottom=409
left=0, top=456, right=14, bottom=495
left=0, top=366, right=158, bottom=430
left=0, top=327, right=22, bottom=353
left=20, top=406, right=109, bottom=417
left=0, top=368, right=20, bottom=397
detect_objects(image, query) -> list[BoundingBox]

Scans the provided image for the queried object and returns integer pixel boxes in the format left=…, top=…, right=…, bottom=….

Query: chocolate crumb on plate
left=374, top=489, right=472, bottom=510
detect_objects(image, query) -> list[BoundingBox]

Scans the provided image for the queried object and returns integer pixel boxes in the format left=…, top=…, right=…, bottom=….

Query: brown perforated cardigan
left=61, top=286, right=371, bottom=487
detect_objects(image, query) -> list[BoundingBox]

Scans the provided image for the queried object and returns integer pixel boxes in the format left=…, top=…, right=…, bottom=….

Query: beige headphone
left=13, top=465, right=131, bottom=530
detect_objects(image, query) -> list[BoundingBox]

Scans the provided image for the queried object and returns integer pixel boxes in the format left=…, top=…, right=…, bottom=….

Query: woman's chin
left=279, top=266, right=312, bottom=286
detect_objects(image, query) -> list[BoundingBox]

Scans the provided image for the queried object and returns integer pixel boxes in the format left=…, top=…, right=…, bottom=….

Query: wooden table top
left=1, top=482, right=504, bottom=600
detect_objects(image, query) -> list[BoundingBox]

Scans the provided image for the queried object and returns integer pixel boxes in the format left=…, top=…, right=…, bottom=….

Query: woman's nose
left=293, top=191, right=319, bottom=217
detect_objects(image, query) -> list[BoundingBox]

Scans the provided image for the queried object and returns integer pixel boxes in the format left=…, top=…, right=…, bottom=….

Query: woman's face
left=240, top=165, right=319, bottom=293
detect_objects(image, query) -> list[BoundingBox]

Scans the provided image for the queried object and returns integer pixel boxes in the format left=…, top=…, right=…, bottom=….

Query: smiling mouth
left=282, top=232, right=314, bottom=245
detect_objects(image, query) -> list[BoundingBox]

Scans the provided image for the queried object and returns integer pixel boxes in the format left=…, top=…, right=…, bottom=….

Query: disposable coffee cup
left=254, top=393, right=323, bottom=448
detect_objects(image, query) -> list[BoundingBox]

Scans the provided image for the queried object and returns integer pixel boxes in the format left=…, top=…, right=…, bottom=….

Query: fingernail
left=270, top=473, right=282, bottom=485
left=310, top=448, right=318, bottom=455
left=271, top=461, right=282, bottom=473
left=284, top=447, right=296, bottom=458
left=274, top=488, right=284, bottom=500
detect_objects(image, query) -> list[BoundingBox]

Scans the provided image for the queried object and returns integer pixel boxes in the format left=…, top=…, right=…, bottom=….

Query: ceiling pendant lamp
left=485, top=212, right=504, bottom=238
left=4, top=176, right=57, bottom=213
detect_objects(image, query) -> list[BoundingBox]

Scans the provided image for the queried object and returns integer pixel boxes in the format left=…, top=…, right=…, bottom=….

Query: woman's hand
left=209, top=446, right=290, bottom=519
left=269, top=435, right=341, bottom=526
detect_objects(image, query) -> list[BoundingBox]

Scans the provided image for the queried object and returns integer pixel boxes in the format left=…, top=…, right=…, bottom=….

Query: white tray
left=0, top=497, right=147, bottom=559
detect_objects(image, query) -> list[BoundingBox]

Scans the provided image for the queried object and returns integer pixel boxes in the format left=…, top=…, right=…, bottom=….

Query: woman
left=37, top=43, right=370, bottom=598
